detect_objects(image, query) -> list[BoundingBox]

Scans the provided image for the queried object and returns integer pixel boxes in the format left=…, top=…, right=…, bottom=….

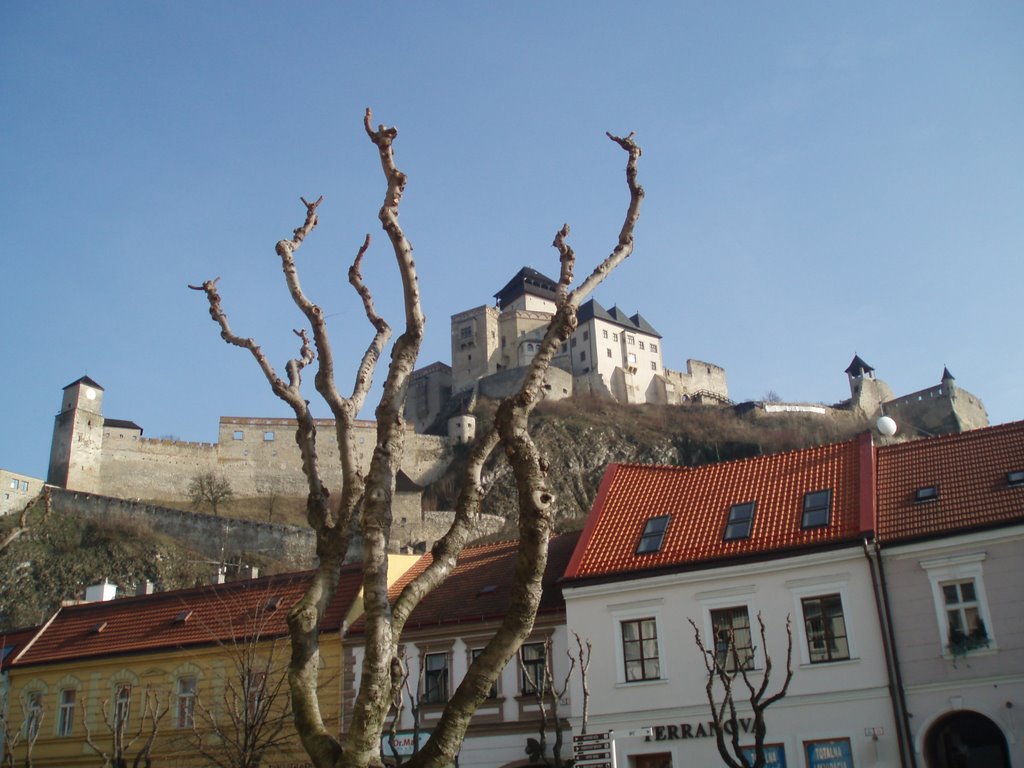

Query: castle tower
left=844, top=355, right=894, bottom=417
left=47, top=376, right=105, bottom=492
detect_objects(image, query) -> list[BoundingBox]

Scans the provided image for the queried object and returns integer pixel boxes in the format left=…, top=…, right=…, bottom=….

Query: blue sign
left=741, top=744, right=787, bottom=767
left=805, top=738, right=853, bottom=768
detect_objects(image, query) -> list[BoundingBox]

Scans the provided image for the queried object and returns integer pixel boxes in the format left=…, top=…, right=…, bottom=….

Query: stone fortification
left=48, top=377, right=452, bottom=503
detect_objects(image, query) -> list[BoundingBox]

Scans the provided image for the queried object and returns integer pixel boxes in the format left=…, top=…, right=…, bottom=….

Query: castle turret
left=844, top=355, right=894, bottom=417
left=47, top=376, right=105, bottom=492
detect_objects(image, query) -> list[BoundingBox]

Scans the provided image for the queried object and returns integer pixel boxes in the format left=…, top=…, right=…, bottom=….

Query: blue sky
left=2, top=2, right=1022, bottom=480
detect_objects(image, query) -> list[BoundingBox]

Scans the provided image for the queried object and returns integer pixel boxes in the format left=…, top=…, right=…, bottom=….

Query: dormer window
left=636, top=515, right=671, bottom=554
left=1007, top=470, right=1024, bottom=488
left=724, top=502, right=756, bottom=541
left=915, top=486, right=939, bottom=503
left=802, top=490, right=832, bottom=529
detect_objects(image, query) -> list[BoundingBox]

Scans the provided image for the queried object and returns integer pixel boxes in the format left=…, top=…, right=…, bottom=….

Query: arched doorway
left=924, top=710, right=1010, bottom=768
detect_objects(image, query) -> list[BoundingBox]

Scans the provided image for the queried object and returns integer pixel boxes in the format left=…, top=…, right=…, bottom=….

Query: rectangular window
left=20, top=481, right=28, bottom=491
left=942, top=579, right=988, bottom=651
left=724, top=502, right=755, bottom=541
left=176, top=677, right=196, bottom=729
left=520, top=642, right=547, bottom=695
left=579, top=350, right=586, bottom=361
left=710, top=607, right=754, bottom=671
left=25, top=691, right=43, bottom=740
left=802, top=489, right=831, bottom=529
left=58, top=689, right=76, bottom=736
left=571, top=336, right=577, bottom=347
left=233, top=430, right=244, bottom=440
left=460, top=326, right=473, bottom=339
left=628, top=352, right=637, bottom=364
left=650, top=343, right=658, bottom=353
left=607, top=349, right=613, bottom=358
left=612, top=333, right=618, bottom=342
left=471, top=649, right=498, bottom=698
left=583, top=331, right=589, bottom=341
left=423, top=652, right=449, bottom=704
left=622, top=618, right=660, bottom=681
left=801, top=595, right=850, bottom=662
left=638, top=340, right=645, bottom=350
left=650, top=361, right=657, bottom=371
left=9, top=479, right=18, bottom=490
left=602, top=329, right=608, bottom=339
left=263, top=431, right=274, bottom=441
left=627, top=335, right=635, bottom=345
left=636, top=515, right=670, bottom=554
left=247, top=671, right=267, bottom=716
left=114, top=683, right=132, bottom=728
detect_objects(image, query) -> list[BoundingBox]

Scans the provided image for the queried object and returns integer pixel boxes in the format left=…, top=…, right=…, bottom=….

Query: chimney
left=85, top=580, right=117, bottom=602
left=136, top=580, right=155, bottom=596
left=241, top=565, right=260, bottom=580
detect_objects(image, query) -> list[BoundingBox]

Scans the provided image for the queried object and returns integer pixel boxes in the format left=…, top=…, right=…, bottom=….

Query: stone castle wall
left=662, top=359, right=730, bottom=402
left=882, top=383, right=988, bottom=437
left=91, top=418, right=450, bottom=504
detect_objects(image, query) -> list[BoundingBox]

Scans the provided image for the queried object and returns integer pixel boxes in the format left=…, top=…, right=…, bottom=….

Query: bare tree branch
left=689, top=614, right=793, bottom=768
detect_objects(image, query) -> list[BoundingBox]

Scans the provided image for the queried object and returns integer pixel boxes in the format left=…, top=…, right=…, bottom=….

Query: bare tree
left=569, top=632, right=592, bottom=737
left=0, top=489, right=51, bottom=555
left=81, top=685, right=169, bottom=768
left=253, top=477, right=283, bottom=524
left=189, top=602, right=295, bottom=768
left=689, top=614, right=794, bottom=768
left=2, top=690, right=43, bottom=768
left=519, top=637, right=575, bottom=768
left=188, top=473, right=234, bottom=517
left=190, top=109, right=643, bottom=768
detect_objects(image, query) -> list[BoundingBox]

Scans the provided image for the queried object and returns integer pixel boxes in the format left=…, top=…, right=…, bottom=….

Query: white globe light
left=877, top=415, right=897, bottom=437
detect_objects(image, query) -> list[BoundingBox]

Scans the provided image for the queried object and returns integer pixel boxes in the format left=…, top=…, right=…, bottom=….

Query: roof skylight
left=915, top=486, right=939, bottom=503
left=1007, top=470, right=1024, bottom=488
left=801, top=490, right=832, bottom=529
left=724, top=502, right=756, bottom=541
left=636, top=515, right=671, bottom=554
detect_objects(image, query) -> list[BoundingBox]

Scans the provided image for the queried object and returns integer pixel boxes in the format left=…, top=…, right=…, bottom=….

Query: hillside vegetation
left=425, top=398, right=867, bottom=529
left=1, top=399, right=867, bottom=632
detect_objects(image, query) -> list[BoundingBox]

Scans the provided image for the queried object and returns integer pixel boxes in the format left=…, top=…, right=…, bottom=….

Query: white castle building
left=405, top=268, right=729, bottom=434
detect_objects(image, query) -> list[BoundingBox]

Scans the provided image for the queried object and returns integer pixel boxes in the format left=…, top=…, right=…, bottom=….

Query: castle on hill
left=405, top=267, right=731, bottom=434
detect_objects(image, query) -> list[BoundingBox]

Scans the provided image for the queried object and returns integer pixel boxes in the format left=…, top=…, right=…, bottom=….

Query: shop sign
left=650, top=718, right=754, bottom=740
left=742, top=744, right=787, bottom=767
left=382, top=730, right=431, bottom=757
left=805, top=738, right=853, bottom=768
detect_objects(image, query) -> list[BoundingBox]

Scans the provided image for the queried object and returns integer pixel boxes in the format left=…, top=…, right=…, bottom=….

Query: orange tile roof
left=348, top=532, right=580, bottom=634
left=13, top=566, right=364, bottom=667
left=876, top=420, right=1024, bottom=542
left=1, top=626, right=41, bottom=670
left=564, top=436, right=870, bottom=581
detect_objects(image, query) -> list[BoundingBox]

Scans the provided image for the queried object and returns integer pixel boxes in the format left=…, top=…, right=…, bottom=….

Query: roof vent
left=91, top=621, right=108, bottom=634
left=477, top=585, right=498, bottom=597
left=915, top=486, right=939, bottom=503
left=265, top=596, right=281, bottom=611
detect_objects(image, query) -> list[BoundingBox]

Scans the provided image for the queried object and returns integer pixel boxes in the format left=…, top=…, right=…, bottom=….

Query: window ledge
left=615, top=677, right=669, bottom=689
left=799, top=657, right=859, bottom=670
left=943, top=645, right=998, bottom=662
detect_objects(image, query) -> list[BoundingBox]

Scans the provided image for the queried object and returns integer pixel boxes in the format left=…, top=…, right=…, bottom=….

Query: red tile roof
left=876, top=420, right=1024, bottom=542
left=348, top=532, right=581, bottom=634
left=564, top=436, right=870, bottom=581
left=13, top=566, right=364, bottom=667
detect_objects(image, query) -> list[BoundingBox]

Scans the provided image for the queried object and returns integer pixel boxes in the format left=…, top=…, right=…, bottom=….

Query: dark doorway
left=633, top=753, right=672, bottom=768
left=924, top=710, right=1010, bottom=768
